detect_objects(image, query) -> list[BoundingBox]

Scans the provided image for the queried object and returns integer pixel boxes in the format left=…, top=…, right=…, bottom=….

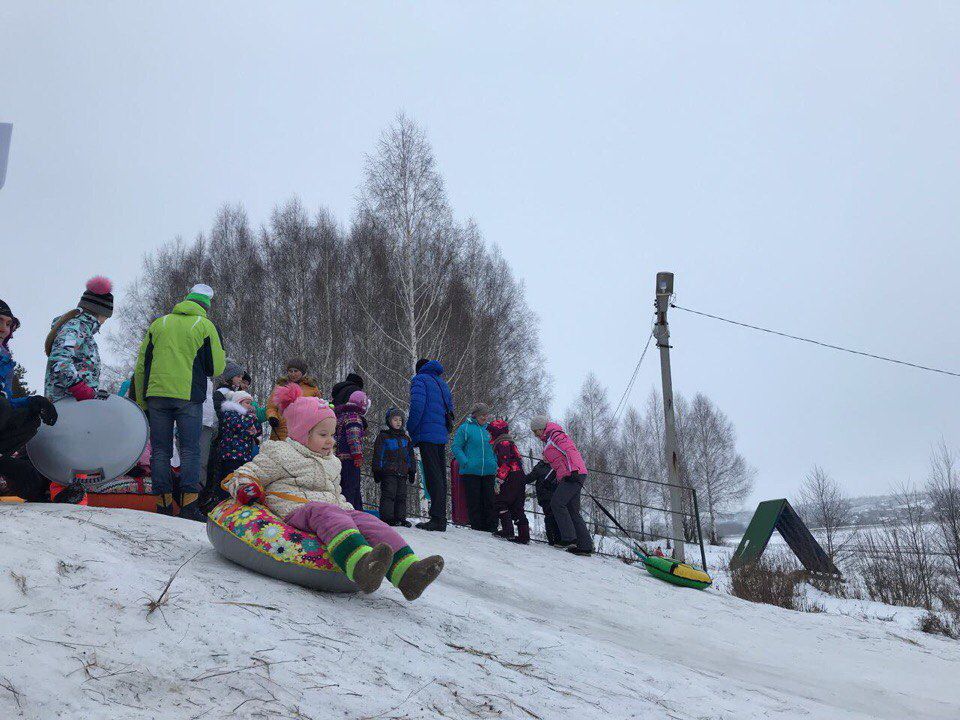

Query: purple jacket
left=541, top=422, right=587, bottom=480
left=335, top=402, right=368, bottom=459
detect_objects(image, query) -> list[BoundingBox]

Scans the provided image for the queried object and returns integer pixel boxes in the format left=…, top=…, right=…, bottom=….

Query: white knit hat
left=226, top=390, right=253, bottom=405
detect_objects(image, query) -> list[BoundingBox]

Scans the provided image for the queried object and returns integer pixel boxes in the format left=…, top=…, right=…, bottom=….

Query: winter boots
left=415, top=519, right=446, bottom=532
left=397, top=555, right=445, bottom=601
left=351, top=543, right=393, bottom=594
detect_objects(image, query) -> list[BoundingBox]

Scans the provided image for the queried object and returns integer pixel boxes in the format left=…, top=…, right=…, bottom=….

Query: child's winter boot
left=351, top=543, right=393, bottom=594
left=397, top=555, right=445, bottom=602
left=509, top=521, right=530, bottom=545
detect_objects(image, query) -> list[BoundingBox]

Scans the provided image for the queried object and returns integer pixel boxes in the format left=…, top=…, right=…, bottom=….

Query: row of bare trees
left=108, top=115, right=551, bottom=433
left=551, top=374, right=755, bottom=547
left=794, top=442, right=960, bottom=616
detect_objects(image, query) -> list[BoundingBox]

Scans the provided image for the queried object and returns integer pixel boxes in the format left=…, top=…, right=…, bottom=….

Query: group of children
left=466, top=414, right=594, bottom=556
left=1, top=276, right=593, bottom=602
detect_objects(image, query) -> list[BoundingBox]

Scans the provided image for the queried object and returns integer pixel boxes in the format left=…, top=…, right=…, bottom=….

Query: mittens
left=236, top=483, right=265, bottom=505
left=68, top=382, right=96, bottom=401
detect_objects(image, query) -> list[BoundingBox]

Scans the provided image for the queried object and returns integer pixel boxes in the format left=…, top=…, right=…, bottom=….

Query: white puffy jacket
left=223, top=438, right=352, bottom=518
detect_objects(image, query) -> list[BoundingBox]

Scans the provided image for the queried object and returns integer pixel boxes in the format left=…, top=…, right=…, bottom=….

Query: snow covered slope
left=1, top=504, right=959, bottom=720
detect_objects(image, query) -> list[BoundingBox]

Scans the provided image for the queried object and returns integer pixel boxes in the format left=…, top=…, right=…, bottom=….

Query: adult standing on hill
left=408, top=358, right=454, bottom=532
left=135, top=284, right=226, bottom=520
left=451, top=403, right=497, bottom=531
left=331, top=372, right=364, bottom=407
left=267, top=359, right=320, bottom=440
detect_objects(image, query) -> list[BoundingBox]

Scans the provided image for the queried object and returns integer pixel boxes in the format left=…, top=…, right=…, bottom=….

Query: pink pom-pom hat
left=272, top=383, right=336, bottom=446
left=79, top=275, right=114, bottom=317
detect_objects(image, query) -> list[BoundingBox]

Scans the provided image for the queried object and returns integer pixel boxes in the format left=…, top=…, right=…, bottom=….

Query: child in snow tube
left=219, top=384, right=444, bottom=601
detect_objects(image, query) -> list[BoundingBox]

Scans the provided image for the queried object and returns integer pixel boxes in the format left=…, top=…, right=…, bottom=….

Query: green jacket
left=134, top=300, right=226, bottom=407
left=451, top=416, right=497, bottom=477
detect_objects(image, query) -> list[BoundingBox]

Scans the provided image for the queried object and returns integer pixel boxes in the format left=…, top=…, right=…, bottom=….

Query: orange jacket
left=266, top=376, right=320, bottom=440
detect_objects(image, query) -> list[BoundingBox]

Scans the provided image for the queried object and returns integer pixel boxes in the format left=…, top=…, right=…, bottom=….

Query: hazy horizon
left=2, top=2, right=959, bottom=506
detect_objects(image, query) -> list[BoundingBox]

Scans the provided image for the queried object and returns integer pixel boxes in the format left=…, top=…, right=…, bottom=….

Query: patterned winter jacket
left=372, top=426, right=416, bottom=479
left=217, top=401, right=262, bottom=464
left=223, top=438, right=352, bottom=519
left=335, top=401, right=368, bottom=461
left=44, top=311, right=101, bottom=401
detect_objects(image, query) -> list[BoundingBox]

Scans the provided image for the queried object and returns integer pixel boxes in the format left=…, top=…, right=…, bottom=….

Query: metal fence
left=360, top=456, right=709, bottom=572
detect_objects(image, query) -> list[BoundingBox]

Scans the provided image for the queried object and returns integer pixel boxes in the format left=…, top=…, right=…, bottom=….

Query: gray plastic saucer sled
left=27, top=395, right=148, bottom=485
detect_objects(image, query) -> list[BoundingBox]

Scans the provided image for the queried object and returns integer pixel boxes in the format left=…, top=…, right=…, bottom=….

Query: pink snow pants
left=285, top=502, right=408, bottom=553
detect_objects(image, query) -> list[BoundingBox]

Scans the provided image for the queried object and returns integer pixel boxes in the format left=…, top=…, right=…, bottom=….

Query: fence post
left=691, top=488, right=708, bottom=572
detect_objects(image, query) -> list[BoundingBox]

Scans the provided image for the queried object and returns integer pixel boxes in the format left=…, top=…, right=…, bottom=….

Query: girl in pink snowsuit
left=223, top=384, right=444, bottom=600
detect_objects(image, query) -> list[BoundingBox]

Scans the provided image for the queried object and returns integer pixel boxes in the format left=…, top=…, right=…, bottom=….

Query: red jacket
left=541, top=422, right=587, bottom=480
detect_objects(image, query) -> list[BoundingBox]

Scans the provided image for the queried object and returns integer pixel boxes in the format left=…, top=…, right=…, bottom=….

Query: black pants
left=551, top=474, right=593, bottom=552
left=417, top=442, right=447, bottom=526
left=0, top=455, right=49, bottom=501
left=494, top=475, right=529, bottom=541
left=0, top=398, right=40, bottom=456
left=378, top=474, right=409, bottom=524
left=462, top=474, right=496, bottom=530
left=0, top=398, right=47, bottom=502
left=340, top=462, right=363, bottom=511
left=535, top=479, right=561, bottom=545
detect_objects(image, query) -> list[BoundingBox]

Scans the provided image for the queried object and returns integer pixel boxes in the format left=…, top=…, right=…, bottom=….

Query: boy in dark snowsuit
left=527, top=460, right=561, bottom=546
left=488, top=419, right=530, bottom=544
left=372, top=408, right=417, bottom=527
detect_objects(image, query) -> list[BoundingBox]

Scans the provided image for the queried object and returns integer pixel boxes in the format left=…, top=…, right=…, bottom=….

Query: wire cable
left=671, top=304, right=960, bottom=379
left=612, top=327, right=655, bottom=421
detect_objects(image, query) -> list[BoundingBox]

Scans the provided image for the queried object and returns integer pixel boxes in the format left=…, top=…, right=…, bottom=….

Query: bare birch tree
left=796, top=465, right=856, bottom=564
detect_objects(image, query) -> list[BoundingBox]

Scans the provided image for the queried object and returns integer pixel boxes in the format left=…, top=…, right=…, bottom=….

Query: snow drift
left=1, top=504, right=959, bottom=719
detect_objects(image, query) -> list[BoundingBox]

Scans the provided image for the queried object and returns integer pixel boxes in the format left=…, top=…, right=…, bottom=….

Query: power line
left=612, top=328, right=655, bottom=421
left=671, top=303, right=960, bottom=379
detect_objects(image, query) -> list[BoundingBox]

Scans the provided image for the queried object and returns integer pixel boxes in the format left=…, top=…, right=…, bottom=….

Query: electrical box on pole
left=654, top=272, right=686, bottom=562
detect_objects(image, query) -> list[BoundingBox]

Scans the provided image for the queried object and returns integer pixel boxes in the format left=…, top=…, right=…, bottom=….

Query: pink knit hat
left=272, top=384, right=336, bottom=445
left=348, top=389, right=369, bottom=413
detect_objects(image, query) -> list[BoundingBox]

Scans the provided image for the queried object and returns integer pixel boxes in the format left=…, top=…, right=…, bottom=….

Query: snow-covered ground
left=2, top=504, right=959, bottom=720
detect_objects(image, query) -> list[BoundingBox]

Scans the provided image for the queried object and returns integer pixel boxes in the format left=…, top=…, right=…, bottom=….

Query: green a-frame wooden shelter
left=730, top=499, right=840, bottom=575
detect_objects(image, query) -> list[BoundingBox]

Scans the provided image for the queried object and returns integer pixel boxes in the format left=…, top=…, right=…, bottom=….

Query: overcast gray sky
left=2, top=2, right=958, bottom=504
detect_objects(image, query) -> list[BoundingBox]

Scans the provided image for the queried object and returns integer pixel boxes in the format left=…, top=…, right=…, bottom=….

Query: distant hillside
left=718, top=492, right=931, bottom=536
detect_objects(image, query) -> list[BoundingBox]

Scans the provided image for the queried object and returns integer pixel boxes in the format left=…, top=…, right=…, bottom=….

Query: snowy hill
left=1, top=505, right=959, bottom=720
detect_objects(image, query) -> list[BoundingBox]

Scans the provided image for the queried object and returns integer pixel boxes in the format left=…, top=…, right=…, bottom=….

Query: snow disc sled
left=207, top=500, right=359, bottom=593
left=27, top=395, right=148, bottom=485
left=643, top=555, right=712, bottom=590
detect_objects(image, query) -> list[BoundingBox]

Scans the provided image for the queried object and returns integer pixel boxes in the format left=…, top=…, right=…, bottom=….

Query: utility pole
left=654, top=272, right=686, bottom=562
left=0, top=123, right=12, bottom=190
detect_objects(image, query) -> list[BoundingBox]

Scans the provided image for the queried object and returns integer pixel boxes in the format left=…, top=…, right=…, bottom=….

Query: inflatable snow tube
left=206, top=500, right=359, bottom=593
left=643, top=555, right=712, bottom=590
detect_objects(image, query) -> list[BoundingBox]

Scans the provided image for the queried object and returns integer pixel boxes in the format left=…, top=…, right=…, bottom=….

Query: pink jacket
left=541, top=422, right=587, bottom=480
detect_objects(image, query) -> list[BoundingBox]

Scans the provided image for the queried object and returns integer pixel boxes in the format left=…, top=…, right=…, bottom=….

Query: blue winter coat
left=451, top=416, right=496, bottom=476
left=0, top=348, right=29, bottom=408
left=407, top=360, right=454, bottom=445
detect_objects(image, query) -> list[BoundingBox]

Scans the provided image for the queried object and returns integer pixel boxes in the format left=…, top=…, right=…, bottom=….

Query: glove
left=29, top=396, right=58, bottom=426
left=236, top=483, right=265, bottom=505
left=68, top=382, right=96, bottom=401
left=268, top=416, right=280, bottom=430
left=408, top=472, right=417, bottom=485
left=352, top=454, right=363, bottom=468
